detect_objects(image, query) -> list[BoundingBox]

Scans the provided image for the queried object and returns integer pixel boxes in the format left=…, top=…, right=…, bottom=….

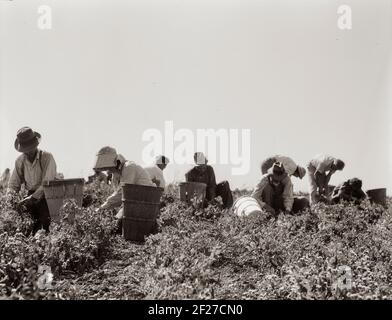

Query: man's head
left=332, top=159, right=345, bottom=171
left=194, top=152, right=208, bottom=166
left=293, top=166, right=306, bottom=179
left=155, top=155, right=170, bottom=170
left=270, top=162, right=287, bottom=185
left=14, top=127, right=41, bottom=155
left=348, top=178, right=362, bottom=190
left=93, top=146, right=125, bottom=174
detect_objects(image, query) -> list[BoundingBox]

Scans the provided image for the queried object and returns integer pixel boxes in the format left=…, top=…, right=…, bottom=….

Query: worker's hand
left=19, top=195, right=36, bottom=207
left=152, top=178, right=160, bottom=187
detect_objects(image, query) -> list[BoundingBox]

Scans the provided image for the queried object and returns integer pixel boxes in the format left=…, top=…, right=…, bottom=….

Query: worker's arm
left=282, top=176, right=294, bottom=212
left=251, top=177, right=268, bottom=202
left=7, top=160, right=23, bottom=194
left=101, top=188, right=122, bottom=210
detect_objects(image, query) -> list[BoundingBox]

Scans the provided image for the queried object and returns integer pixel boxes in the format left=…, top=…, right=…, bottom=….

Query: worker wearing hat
left=7, top=127, right=57, bottom=234
left=331, top=178, right=367, bottom=204
left=307, top=154, right=345, bottom=205
left=252, top=162, right=297, bottom=216
left=93, top=146, right=155, bottom=233
left=144, top=155, right=170, bottom=189
left=261, top=155, right=306, bottom=180
left=185, top=152, right=233, bottom=209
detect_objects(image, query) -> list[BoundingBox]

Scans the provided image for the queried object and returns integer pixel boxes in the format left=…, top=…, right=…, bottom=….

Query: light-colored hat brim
left=93, top=153, right=117, bottom=170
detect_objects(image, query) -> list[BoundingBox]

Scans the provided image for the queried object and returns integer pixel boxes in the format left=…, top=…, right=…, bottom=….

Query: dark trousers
left=27, top=191, right=51, bottom=234
left=261, top=183, right=309, bottom=214
left=216, top=181, right=234, bottom=209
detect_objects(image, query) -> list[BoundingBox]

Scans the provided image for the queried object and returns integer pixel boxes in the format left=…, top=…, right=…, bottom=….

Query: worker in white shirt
left=93, top=146, right=155, bottom=233
left=307, top=154, right=345, bottom=204
left=7, top=127, right=57, bottom=234
left=144, top=155, right=169, bottom=189
left=261, top=155, right=306, bottom=179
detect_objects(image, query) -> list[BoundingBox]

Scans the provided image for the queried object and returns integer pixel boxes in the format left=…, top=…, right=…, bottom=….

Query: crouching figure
left=331, top=178, right=367, bottom=205
left=251, top=162, right=309, bottom=216
left=185, top=152, right=233, bottom=209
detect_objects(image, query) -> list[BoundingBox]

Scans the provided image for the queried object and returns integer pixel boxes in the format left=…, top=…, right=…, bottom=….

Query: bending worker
left=307, top=154, right=345, bottom=204
left=93, top=146, right=155, bottom=233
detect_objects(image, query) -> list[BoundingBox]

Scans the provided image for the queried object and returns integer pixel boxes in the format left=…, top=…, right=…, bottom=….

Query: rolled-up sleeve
left=32, top=153, right=57, bottom=200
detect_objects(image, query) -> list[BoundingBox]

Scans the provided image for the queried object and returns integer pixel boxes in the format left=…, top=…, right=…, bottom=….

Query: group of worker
left=2, top=126, right=367, bottom=234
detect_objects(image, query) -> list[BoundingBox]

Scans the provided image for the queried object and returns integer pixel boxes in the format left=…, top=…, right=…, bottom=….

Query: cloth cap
left=194, top=152, right=208, bottom=165
left=94, top=146, right=125, bottom=170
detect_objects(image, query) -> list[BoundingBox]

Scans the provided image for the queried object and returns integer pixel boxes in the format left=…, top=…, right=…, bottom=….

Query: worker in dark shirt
left=185, top=152, right=233, bottom=209
left=331, top=178, right=367, bottom=204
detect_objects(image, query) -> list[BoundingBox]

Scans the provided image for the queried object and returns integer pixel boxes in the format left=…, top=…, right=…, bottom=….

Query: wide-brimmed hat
left=93, top=146, right=125, bottom=171
left=14, top=127, right=41, bottom=153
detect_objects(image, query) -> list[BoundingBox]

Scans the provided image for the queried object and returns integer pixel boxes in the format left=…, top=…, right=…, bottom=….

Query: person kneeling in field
left=185, top=152, right=233, bottom=209
left=331, top=178, right=367, bottom=205
left=307, top=154, right=345, bottom=205
left=7, top=127, right=57, bottom=234
left=93, top=146, right=155, bottom=234
left=252, top=162, right=309, bottom=216
left=261, top=155, right=306, bottom=180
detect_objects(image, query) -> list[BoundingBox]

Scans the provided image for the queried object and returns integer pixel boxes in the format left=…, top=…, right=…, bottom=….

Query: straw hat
left=14, top=127, right=41, bottom=153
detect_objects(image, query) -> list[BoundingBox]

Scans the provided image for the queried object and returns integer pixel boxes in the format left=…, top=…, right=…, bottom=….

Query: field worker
left=7, top=127, right=57, bottom=234
left=185, top=152, right=233, bottom=209
left=261, top=155, right=306, bottom=180
left=0, top=168, right=10, bottom=190
left=252, top=162, right=294, bottom=216
left=307, top=154, right=345, bottom=205
left=145, top=155, right=169, bottom=188
left=93, top=146, right=155, bottom=233
left=331, top=178, right=367, bottom=205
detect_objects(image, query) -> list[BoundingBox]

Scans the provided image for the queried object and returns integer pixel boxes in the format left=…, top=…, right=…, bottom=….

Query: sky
left=1, top=0, right=391, bottom=193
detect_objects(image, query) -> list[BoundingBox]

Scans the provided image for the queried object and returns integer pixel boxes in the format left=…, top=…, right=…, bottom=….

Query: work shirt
left=185, top=165, right=216, bottom=201
left=270, top=155, right=298, bottom=176
left=307, top=154, right=336, bottom=174
left=251, top=173, right=294, bottom=211
left=144, top=165, right=166, bottom=188
left=101, top=160, right=155, bottom=210
left=7, top=149, right=57, bottom=199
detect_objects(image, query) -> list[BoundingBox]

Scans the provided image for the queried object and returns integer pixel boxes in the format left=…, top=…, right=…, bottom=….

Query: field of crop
left=0, top=182, right=391, bottom=300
